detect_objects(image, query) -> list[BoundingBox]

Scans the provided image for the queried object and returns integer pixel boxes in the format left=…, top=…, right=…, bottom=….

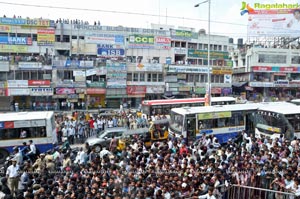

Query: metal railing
left=225, top=184, right=296, bottom=199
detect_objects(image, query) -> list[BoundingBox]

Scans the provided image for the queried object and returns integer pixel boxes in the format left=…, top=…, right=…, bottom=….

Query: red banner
left=86, top=88, right=106, bottom=94
left=126, top=86, right=146, bottom=95
left=280, top=67, right=297, bottom=72
left=252, top=66, right=272, bottom=72
left=211, top=88, right=222, bottom=94
left=28, top=80, right=50, bottom=87
left=4, top=121, right=14, bottom=129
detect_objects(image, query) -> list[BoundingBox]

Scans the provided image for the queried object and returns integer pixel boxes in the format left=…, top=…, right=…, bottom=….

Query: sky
left=0, top=0, right=298, bottom=41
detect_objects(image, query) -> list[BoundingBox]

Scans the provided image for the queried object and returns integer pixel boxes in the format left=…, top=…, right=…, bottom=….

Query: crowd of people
left=1, top=110, right=300, bottom=198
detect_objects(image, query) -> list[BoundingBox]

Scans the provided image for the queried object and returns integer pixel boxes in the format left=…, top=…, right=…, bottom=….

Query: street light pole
left=195, top=0, right=211, bottom=106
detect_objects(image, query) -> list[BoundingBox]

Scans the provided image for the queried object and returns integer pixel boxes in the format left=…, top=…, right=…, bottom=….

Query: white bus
left=254, top=103, right=300, bottom=140
left=141, top=96, right=237, bottom=116
left=170, top=102, right=297, bottom=144
left=0, top=111, right=57, bottom=163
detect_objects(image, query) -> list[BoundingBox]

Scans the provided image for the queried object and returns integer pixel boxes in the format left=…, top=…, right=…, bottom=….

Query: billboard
left=0, top=45, right=28, bottom=53
left=0, top=25, right=11, bottom=32
left=37, top=29, right=55, bottom=45
left=248, top=9, right=300, bottom=36
left=170, top=29, right=192, bottom=41
left=188, top=49, right=229, bottom=59
left=154, top=36, right=171, bottom=49
left=0, top=17, right=53, bottom=27
left=97, top=48, right=125, bottom=57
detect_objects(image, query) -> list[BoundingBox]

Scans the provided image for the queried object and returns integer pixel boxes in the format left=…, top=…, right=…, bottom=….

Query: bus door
left=245, top=111, right=255, bottom=134
left=186, top=117, right=196, bottom=141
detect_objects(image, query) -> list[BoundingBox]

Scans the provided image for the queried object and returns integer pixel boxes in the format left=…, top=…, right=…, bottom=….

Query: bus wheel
left=94, top=145, right=102, bottom=153
left=0, top=149, right=9, bottom=164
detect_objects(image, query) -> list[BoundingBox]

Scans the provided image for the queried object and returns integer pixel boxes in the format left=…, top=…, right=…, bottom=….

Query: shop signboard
left=18, top=62, right=42, bottom=69
left=126, top=86, right=146, bottom=95
left=128, top=35, right=155, bottom=49
left=146, top=86, right=164, bottom=93
left=0, top=45, right=28, bottom=53
left=97, top=48, right=125, bottom=57
left=87, top=82, right=106, bottom=88
left=30, top=88, right=53, bottom=96
left=6, top=88, right=30, bottom=96
left=188, top=49, right=229, bottom=59
left=6, top=80, right=28, bottom=88
left=55, top=88, right=76, bottom=95
left=136, top=63, right=163, bottom=72
left=28, top=80, right=51, bottom=87
left=168, top=65, right=208, bottom=73
left=0, top=25, right=11, bottom=32
left=37, top=29, right=55, bottom=45
left=154, top=36, right=171, bottom=49
left=0, top=36, right=32, bottom=45
left=170, top=29, right=192, bottom=41
left=0, top=17, right=52, bottom=27
left=85, top=33, right=124, bottom=44
left=211, top=87, right=222, bottom=94
left=86, top=88, right=106, bottom=94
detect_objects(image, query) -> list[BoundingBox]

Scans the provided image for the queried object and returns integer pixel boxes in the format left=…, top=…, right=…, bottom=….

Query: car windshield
left=97, top=130, right=105, bottom=138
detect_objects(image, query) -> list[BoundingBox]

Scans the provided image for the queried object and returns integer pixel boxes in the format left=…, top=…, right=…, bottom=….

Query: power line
left=0, top=1, right=248, bottom=27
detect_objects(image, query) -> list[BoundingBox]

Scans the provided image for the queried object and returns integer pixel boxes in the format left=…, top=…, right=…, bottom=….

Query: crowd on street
left=1, top=110, right=300, bottom=199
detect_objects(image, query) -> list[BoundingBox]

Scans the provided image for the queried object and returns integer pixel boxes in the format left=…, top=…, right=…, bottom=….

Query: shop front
left=54, top=88, right=76, bottom=110
left=127, top=86, right=146, bottom=108
left=28, top=80, right=53, bottom=110
left=86, top=88, right=106, bottom=109
left=145, top=86, right=165, bottom=100
left=6, top=80, right=30, bottom=111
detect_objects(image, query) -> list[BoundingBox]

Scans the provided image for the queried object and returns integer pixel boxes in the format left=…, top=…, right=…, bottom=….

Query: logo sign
left=0, top=36, right=32, bottom=45
left=129, top=35, right=154, bottom=44
left=241, top=2, right=300, bottom=15
left=170, top=29, right=192, bottom=41
left=97, top=48, right=125, bottom=57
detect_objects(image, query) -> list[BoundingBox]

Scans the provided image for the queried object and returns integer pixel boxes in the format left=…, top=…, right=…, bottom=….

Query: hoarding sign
left=128, top=35, right=155, bottom=49
left=248, top=9, right=300, bottom=37
left=136, top=63, right=163, bottom=72
left=0, top=17, right=52, bottom=27
left=85, top=33, right=124, bottom=44
left=0, top=25, right=11, bottom=32
left=37, top=29, right=55, bottom=45
left=30, top=88, right=53, bottom=96
left=154, top=36, right=171, bottom=49
left=28, top=80, right=51, bottom=87
left=55, top=88, right=76, bottom=95
left=126, top=86, right=146, bottom=95
left=0, top=36, right=32, bottom=45
left=0, top=45, right=28, bottom=53
left=170, top=29, right=192, bottom=41
left=188, top=49, right=229, bottom=59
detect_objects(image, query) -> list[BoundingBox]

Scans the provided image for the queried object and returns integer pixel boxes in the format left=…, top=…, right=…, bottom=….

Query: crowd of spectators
left=2, top=120, right=300, bottom=199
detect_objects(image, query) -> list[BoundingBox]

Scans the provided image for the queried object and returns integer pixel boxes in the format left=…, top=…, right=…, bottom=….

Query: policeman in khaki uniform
left=32, top=153, right=46, bottom=172
left=46, top=156, right=55, bottom=171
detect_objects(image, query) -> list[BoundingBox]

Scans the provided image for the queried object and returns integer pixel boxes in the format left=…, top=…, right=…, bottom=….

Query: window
left=188, top=74, right=194, bottom=82
left=220, top=75, right=224, bottom=83
left=140, top=73, right=145, bottom=82
left=127, top=73, right=132, bottom=81
left=133, top=73, right=138, bottom=81
left=292, top=56, right=300, bottom=64
left=194, top=74, right=199, bottom=82
left=158, top=74, right=163, bottom=82
left=199, top=43, right=203, bottom=50
left=224, top=45, right=227, bottom=51
left=153, top=57, right=160, bottom=63
left=152, top=74, right=157, bottom=82
left=23, top=71, right=30, bottom=80
left=31, top=71, right=38, bottom=80
left=258, top=54, right=286, bottom=64
left=147, top=74, right=151, bottom=82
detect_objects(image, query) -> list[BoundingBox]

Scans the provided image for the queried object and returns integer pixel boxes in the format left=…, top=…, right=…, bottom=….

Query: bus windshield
left=170, top=112, right=184, bottom=135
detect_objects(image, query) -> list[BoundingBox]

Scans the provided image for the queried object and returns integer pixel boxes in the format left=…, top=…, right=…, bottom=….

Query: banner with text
left=170, top=29, right=192, bottom=41
left=0, top=36, right=32, bottom=45
left=248, top=9, right=300, bottom=37
left=37, top=29, right=55, bottom=45
left=128, top=35, right=155, bottom=49
left=0, top=45, right=28, bottom=53
left=0, top=17, right=54, bottom=27
left=188, top=49, right=229, bottom=59
left=85, top=33, right=124, bottom=45
left=106, top=62, right=127, bottom=88
left=154, top=36, right=171, bottom=49
left=0, top=25, right=11, bottom=32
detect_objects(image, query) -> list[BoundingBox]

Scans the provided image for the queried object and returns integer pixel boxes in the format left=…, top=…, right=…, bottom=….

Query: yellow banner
left=198, top=111, right=231, bottom=120
left=0, top=45, right=28, bottom=53
left=37, top=34, right=55, bottom=42
left=0, top=25, right=11, bottom=32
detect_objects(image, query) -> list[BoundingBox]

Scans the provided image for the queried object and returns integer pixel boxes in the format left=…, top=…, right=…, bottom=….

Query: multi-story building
left=0, top=16, right=232, bottom=110
left=232, top=40, right=300, bottom=101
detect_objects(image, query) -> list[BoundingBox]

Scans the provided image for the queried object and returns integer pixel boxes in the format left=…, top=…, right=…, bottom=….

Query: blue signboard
left=97, top=48, right=125, bottom=56
left=0, top=122, right=4, bottom=129
left=0, top=36, right=32, bottom=45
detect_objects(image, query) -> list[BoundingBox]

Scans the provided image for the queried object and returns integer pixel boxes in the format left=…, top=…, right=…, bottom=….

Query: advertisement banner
left=126, top=86, right=146, bottom=95
left=96, top=67, right=107, bottom=75
left=224, top=74, right=232, bottom=83
left=73, top=70, right=86, bottom=77
left=247, top=9, right=300, bottom=36
left=174, top=48, right=187, bottom=54
left=37, top=29, right=55, bottom=45
left=188, top=49, right=229, bottom=59
left=0, top=45, right=28, bottom=53
left=6, top=88, right=30, bottom=96
left=79, top=61, right=94, bottom=68
left=18, top=62, right=42, bottom=69
left=0, top=25, right=11, bottom=32
left=97, top=48, right=125, bottom=57
left=170, top=29, right=192, bottom=41
left=86, top=88, right=106, bottom=94
left=0, top=17, right=52, bottom=27
left=0, top=36, right=32, bottom=45
left=85, top=33, right=124, bottom=44
left=6, top=80, right=28, bottom=88
left=55, top=88, right=76, bottom=95
left=136, top=63, right=163, bottom=72
left=211, top=87, right=222, bottom=94
left=154, top=36, right=171, bottom=49
left=30, top=88, right=53, bottom=96
left=128, top=35, right=155, bottom=49
left=168, top=65, right=208, bottom=73
left=146, top=86, right=165, bottom=93
left=106, top=80, right=127, bottom=88
left=28, top=80, right=51, bottom=87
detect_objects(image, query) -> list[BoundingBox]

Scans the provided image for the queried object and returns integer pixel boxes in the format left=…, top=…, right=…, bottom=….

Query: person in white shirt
left=198, top=187, right=217, bottom=199
left=27, top=140, right=36, bottom=161
left=20, top=130, right=27, bottom=138
left=12, top=148, right=23, bottom=166
left=6, top=159, right=19, bottom=196
left=79, top=147, right=87, bottom=165
left=68, top=125, right=75, bottom=145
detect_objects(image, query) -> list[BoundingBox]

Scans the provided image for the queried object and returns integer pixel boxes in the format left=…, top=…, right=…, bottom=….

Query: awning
left=232, top=82, right=247, bottom=87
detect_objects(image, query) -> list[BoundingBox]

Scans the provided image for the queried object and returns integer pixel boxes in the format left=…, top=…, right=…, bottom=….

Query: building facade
left=0, top=17, right=232, bottom=110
